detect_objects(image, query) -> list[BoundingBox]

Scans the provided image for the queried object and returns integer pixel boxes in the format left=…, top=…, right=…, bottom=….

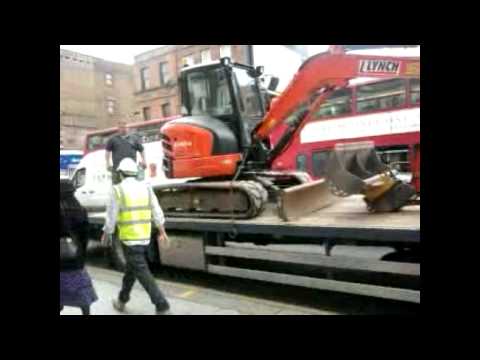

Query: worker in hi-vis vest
left=101, top=158, right=171, bottom=315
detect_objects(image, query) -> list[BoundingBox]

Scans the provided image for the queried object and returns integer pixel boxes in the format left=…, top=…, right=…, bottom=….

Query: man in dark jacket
left=105, top=120, right=147, bottom=185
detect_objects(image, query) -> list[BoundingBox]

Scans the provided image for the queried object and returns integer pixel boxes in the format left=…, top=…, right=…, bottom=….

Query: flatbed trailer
left=88, top=196, right=420, bottom=304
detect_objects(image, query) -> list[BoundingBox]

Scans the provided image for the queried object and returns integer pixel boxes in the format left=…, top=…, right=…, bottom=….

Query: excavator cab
left=179, top=58, right=266, bottom=150
left=162, top=58, right=270, bottom=179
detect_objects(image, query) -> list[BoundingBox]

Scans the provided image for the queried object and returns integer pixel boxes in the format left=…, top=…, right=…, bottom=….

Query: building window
left=296, top=154, right=308, bottom=172
left=220, top=45, right=232, bottom=59
left=143, top=107, right=151, bottom=121
left=182, top=54, right=194, bottom=67
left=162, top=103, right=171, bottom=117
left=107, top=100, right=115, bottom=115
left=159, top=62, right=170, bottom=86
left=105, top=73, right=113, bottom=86
left=140, top=67, right=150, bottom=90
left=410, top=78, right=420, bottom=105
left=356, top=79, right=407, bottom=114
left=315, top=88, right=352, bottom=119
left=201, top=49, right=211, bottom=63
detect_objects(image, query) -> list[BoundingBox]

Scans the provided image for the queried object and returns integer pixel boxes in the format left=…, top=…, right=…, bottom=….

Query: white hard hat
left=117, top=158, right=138, bottom=175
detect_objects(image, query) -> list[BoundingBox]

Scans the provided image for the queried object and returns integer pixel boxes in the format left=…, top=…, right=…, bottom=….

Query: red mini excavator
left=157, top=46, right=420, bottom=220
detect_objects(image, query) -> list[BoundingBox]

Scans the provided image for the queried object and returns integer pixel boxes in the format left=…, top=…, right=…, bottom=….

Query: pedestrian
left=105, top=119, right=147, bottom=185
left=60, top=179, right=98, bottom=315
left=101, top=158, right=172, bottom=315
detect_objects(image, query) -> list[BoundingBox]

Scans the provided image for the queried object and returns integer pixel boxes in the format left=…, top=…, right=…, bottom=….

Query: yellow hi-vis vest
left=114, top=181, right=152, bottom=243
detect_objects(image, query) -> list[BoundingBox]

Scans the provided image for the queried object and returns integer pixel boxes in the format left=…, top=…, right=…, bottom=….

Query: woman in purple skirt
left=60, top=179, right=98, bottom=315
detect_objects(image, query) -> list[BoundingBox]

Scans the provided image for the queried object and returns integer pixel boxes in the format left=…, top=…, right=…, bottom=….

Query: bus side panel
left=411, top=144, right=420, bottom=193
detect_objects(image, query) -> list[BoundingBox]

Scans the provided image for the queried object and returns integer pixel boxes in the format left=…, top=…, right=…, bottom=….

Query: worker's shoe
left=155, top=302, right=171, bottom=315
left=112, top=299, right=126, bottom=313
left=155, top=308, right=172, bottom=315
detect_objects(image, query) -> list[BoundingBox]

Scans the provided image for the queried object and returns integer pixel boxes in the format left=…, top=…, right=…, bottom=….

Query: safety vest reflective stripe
left=114, top=183, right=152, bottom=243
left=117, top=220, right=152, bottom=225
left=118, top=205, right=151, bottom=212
left=121, top=238, right=151, bottom=243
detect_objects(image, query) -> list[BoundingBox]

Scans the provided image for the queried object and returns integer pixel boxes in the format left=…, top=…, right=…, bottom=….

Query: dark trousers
left=112, top=170, right=122, bottom=185
left=119, top=244, right=170, bottom=311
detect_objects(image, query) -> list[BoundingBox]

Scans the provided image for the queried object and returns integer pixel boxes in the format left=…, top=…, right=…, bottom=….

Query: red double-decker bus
left=83, top=116, right=181, bottom=155
left=270, top=76, right=420, bottom=193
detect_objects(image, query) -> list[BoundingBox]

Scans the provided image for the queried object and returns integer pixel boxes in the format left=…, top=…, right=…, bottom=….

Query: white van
left=71, top=140, right=189, bottom=212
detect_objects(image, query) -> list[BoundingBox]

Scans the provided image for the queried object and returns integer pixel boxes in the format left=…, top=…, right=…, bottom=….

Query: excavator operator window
left=232, top=67, right=263, bottom=118
left=185, top=68, right=233, bottom=117
left=232, top=67, right=264, bottom=134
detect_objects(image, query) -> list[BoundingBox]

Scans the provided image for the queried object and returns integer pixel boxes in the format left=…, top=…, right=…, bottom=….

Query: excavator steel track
left=154, top=181, right=269, bottom=219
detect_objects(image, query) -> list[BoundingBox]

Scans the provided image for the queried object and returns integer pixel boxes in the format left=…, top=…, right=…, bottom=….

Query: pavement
left=60, top=266, right=337, bottom=315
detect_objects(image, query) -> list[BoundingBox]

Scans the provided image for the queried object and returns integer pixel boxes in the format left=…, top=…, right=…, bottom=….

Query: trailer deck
left=88, top=196, right=420, bottom=304
left=89, top=196, right=420, bottom=242
left=169, top=196, right=419, bottom=241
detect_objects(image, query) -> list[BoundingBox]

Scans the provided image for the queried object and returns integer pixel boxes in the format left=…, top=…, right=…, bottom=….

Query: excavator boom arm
left=253, top=47, right=420, bottom=142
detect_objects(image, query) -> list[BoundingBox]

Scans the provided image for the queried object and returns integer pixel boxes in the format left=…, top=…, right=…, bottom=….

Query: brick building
left=133, top=45, right=251, bottom=120
left=60, top=49, right=135, bottom=150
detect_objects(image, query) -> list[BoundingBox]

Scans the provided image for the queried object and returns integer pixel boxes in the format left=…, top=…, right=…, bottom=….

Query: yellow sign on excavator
left=405, top=62, right=420, bottom=76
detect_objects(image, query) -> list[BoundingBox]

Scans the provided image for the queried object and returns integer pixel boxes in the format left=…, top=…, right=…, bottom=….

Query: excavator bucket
left=325, top=141, right=416, bottom=212
left=325, top=141, right=388, bottom=196
left=277, top=178, right=335, bottom=221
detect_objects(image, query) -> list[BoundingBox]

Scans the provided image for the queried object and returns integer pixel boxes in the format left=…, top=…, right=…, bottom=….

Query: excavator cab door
left=180, top=61, right=265, bottom=152
left=228, top=64, right=266, bottom=149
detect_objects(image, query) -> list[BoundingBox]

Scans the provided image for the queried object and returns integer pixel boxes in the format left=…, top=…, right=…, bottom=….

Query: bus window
left=135, top=124, right=162, bottom=144
left=356, top=79, right=406, bottom=114
left=312, top=151, right=330, bottom=177
left=87, top=134, right=111, bottom=151
left=410, top=78, right=420, bottom=105
left=376, top=147, right=410, bottom=173
left=315, top=88, right=352, bottom=119
left=296, top=154, right=308, bottom=172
